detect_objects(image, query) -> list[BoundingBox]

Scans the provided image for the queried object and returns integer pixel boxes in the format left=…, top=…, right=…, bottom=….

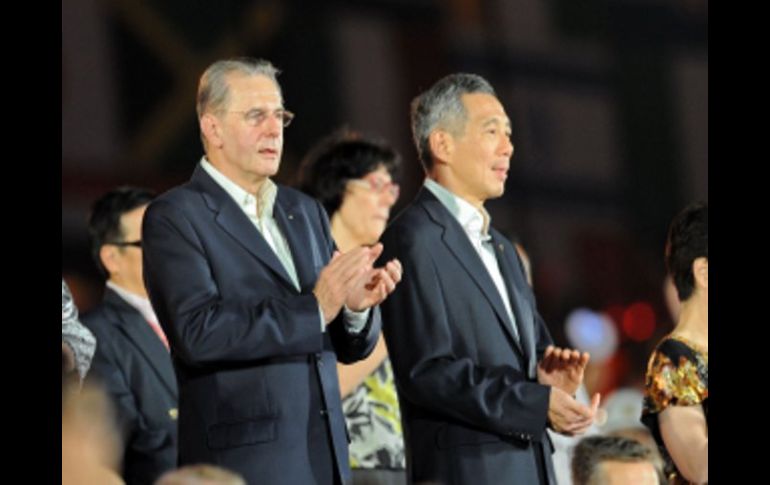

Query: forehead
left=598, top=461, right=658, bottom=485
left=461, top=92, right=509, bottom=125
left=365, top=165, right=393, bottom=180
left=225, top=72, right=283, bottom=108
left=120, top=205, right=148, bottom=233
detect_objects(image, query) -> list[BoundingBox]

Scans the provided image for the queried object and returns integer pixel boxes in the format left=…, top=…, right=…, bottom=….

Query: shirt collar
left=106, top=281, right=159, bottom=324
left=424, top=178, right=491, bottom=240
left=201, top=157, right=277, bottom=219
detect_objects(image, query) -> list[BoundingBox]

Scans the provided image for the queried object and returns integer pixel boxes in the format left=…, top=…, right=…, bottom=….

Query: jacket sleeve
left=142, top=199, right=325, bottom=367
left=380, top=227, right=551, bottom=440
left=82, top=319, right=175, bottom=482
left=312, top=198, right=381, bottom=364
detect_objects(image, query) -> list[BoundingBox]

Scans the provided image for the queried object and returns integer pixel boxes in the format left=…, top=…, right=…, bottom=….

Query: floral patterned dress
left=642, top=335, right=708, bottom=484
left=342, top=358, right=406, bottom=470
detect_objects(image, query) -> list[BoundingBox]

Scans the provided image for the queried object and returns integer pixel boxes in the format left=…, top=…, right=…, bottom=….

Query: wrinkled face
left=209, top=73, right=286, bottom=186
left=596, top=460, right=659, bottom=485
left=110, top=205, right=147, bottom=296
left=447, top=92, right=514, bottom=205
left=336, top=165, right=399, bottom=245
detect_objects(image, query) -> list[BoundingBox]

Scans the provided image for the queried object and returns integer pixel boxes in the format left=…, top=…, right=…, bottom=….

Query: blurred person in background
left=298, top=131, right=406, bottom=485
left=571, top=435, right=663, bottom=485
left=82, top=186, right=179, bottom=485
left=155, top=464, right=246, bottom=485
left=641, top=202, right=708, bottom=484
left=62, top=278, right=96, bottom=385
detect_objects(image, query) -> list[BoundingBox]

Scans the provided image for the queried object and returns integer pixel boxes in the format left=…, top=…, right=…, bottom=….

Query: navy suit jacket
left=142, top=165, right=380, bottom=485
left=379, top=188, right=556, bottom=485
left=82, top=288, right=178, bottom=485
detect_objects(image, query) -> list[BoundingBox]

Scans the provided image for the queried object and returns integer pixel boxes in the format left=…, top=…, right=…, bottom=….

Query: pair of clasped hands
left=312, top=243, right=402, bottom=324
left=538, top=346, right=607, bottom=435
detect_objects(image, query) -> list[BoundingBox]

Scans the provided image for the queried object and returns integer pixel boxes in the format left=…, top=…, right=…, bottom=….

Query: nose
left=263, top=113, right=283, bottom=138
left=499, top=134, right=514, bottom=159
left=381, top=184, right=399, bottom=207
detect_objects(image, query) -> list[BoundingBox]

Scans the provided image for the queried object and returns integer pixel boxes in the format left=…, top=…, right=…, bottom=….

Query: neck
left=109, top=278, right=148, bottom=299
left=673, top=291, right=708, bottom=349
left=330, top=213, right=367, bottom=252
left=208, top=154, right=268, bottom=195
left=429, top=172, right=485, bottom=212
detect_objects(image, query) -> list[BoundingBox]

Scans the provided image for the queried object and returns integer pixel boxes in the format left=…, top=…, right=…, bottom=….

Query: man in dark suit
left=379, top=73, right=601, bottom=485
left=141, top=58, right=402, bottom=485
left=82, top=186, right=178, bottom=485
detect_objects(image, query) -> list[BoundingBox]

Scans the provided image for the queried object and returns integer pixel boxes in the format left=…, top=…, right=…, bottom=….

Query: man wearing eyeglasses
left=81, top=186, right=178, bottom=485
left=141, top=58, right=401, bottom=485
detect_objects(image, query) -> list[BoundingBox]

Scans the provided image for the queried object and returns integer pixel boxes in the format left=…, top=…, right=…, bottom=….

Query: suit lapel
left=274, top=191, right=319, bottom=292
left=104, top=290, right=178, bottom=397
left=193, top=166, right=297, bottom=290
left=419, top=190, right=523, bottom=355
left=491, top=231, right=538, bottom=379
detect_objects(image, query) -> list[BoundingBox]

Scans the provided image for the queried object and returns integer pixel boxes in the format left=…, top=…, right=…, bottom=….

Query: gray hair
left=196, top=57, right=282, bottom=118
left=571, top=436, right=664, bottom=485
left=410, top=72, right=496, bottom=172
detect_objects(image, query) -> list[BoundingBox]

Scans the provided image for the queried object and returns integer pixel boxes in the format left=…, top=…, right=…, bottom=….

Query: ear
left=692, top=257, right=708, bottom=290
left=428, top=130, right=454, bottom=165
left=200, top=113, right=223, bottom=149
left=99, top=245, right=120, bottom=276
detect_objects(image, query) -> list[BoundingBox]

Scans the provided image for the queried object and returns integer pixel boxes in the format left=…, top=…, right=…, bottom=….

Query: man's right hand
left=313, top=245, right=383, bottom=324
left=547, top=387, right=600, bottom=436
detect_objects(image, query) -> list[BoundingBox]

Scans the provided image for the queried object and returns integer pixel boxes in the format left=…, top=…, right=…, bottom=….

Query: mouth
left=258, top=148, right=280, bottom=158
left=492, top=167, right=509, bottom=180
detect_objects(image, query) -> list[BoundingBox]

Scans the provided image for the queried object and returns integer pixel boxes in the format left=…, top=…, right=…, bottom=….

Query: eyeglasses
left=348, top=176, right=400, bottom=199
left=107, top=240, right=142, bottom=248
left=227, top=108, right=295, bottom=128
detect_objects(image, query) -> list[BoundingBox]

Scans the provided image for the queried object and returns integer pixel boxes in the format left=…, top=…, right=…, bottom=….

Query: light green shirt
left=201, top=158, right=369, bottom=332
left=423, top=178, right=519, bottom=342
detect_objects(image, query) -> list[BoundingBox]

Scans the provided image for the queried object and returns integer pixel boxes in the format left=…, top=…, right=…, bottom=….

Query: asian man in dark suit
left=141, top=58, right=402, bottom=485
left=379, top=73, right=601, bottom=485
left=82, top=186, right=178, bottom=485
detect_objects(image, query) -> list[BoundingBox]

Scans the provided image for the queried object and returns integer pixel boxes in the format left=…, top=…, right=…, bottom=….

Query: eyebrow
left=481, top=118, right=512, bottom=130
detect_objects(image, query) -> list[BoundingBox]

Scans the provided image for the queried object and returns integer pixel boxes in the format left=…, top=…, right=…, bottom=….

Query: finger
left=334, top=248, right=376, bottom=283
left=590, top=393, right=601, bottom=412
left=594, top=408, right=608, bottom=427
left=391, top=258, right=402, bottom=276
left=367, top=242, right=384, bottom=261
left=568, top=349, right=580, bottom=364
left=384, top=261, right=402, bottom=284
left=580, top=351, right=590, bottom=367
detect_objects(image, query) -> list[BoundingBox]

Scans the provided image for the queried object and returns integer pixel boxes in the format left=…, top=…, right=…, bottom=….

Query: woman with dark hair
left=298, top=131, right=405, bottom=485
left=641, top=202, right=708, bottom=484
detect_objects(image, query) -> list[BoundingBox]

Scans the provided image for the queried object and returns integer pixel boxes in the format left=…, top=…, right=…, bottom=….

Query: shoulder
left=643, top=336, right=708, bottom=412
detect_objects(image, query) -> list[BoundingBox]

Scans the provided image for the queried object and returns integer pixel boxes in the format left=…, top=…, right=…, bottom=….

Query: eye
left=245, top=109, right=266, bottom=125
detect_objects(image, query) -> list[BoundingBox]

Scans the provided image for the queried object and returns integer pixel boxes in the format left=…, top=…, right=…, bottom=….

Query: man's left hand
left=537, top=346, right=590, bottom=396
left=345, top=258, right=402, bottom=311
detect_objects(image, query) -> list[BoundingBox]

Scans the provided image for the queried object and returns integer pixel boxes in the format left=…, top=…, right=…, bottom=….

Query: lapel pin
left=498, top=243, right=504, bottom=252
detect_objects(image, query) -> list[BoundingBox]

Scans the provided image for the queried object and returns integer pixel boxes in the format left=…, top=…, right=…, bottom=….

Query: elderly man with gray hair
left=141, top=57, right=402, bottom=485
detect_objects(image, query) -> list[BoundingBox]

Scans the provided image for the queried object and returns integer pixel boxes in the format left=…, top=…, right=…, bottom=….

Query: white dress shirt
left=106, top=280, right=169, bottom=349
left=201, top=158, right=369, bottom=332
left=424, top=178, right=519, bottom=342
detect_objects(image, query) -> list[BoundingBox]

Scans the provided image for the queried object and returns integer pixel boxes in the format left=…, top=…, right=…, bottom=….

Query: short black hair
left=296, top=130, right=401, bottom=216
left=88, top=186, right=155, bottom=278
left=665, top=202, right=708, bottom=301
left=572, top=435, right=662, bottom=485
